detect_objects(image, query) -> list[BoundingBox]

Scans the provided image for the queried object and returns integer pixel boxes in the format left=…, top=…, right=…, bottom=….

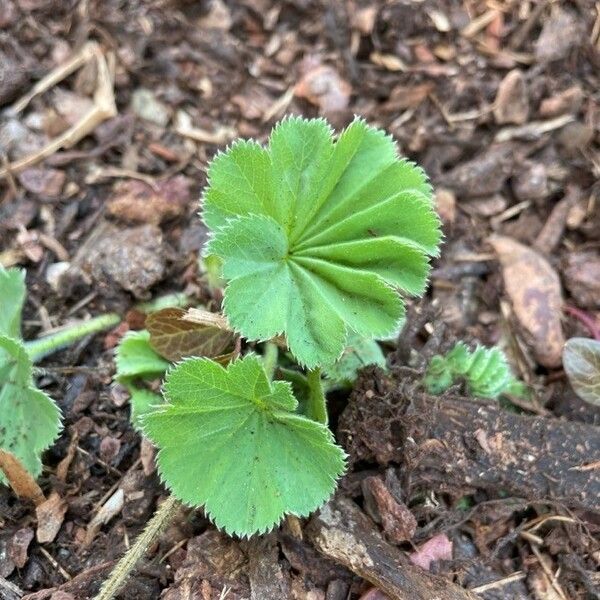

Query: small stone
left=493, top=69, right=529, bottom=125
left=45, top=262, right=70, bottom=292
left=131, top=88, right=170, bottom=126
left=512, top=162, right=549, bottom=202
left=67, top=222, right=167, bottom=298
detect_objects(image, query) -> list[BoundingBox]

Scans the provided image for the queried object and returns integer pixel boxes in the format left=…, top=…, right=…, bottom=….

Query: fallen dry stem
left=0, top=42, right=117, bottom=180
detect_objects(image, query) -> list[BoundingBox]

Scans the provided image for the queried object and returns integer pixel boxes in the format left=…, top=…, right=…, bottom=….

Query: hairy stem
left=305, top=367, right=328, bottom=425
left=94, top=495, right=180, bottom=600
left=262, top=341, right=279, bottom=380
left=25, top=313, right=121, bottom=363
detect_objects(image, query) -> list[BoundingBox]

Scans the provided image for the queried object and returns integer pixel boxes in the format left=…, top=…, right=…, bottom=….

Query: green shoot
left=424, top=342, right=528, bottom=399
left=110, top=117, right=440, bottom=539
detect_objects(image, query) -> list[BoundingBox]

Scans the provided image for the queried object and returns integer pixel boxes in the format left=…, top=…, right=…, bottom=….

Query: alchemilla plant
left=140, top=116, right=442, bottom=537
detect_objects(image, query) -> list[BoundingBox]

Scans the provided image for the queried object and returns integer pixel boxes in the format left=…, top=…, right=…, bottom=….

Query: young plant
left=424, top=341, right=527, bottom=399
left=0, top=266, right=121, bottom=486
left=144, top=116, right=441, bottom=535
left=563, top=337, right=600, bottom=406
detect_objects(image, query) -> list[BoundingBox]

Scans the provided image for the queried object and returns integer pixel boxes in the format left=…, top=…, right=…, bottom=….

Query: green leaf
left=0, top=267, right=26, bottom=338
left=563, top=337, right=600, bottom=406
left=128, top=386, right=163, bottom=431
left=424, top=342, right=527, bottom=400
left=115, top=330, right=170, bottom=383
left=0, top=336, right=61, bottom=484
left=143, top=354, right=346, bottom=536
left=323, top=331, right=386, bottom=386
left=203, top=117, right=441, bottom=368
left=146, top=307, right=234, bottom=362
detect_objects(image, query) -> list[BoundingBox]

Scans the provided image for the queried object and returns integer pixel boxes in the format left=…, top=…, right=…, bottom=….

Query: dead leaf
left=409, top=533, right=452, bottom=570
left=84, top=488, right=124, bottom=547
left=295, top=57, right=351, bottom=114
left=36, top=492, right=68, bottom=543
left=0, top=450, right=45, bottom=505
left=489, top=236, right=564, bottom=367
left=493, top=69, right=529, bottom=125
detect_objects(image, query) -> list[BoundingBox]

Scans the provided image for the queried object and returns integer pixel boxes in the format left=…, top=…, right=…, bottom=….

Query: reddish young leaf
left=146, top=307, right=235, bottom=362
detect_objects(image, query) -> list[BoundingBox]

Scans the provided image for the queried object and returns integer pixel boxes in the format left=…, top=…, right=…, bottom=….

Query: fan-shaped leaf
left=143, top=354, right=346, bottom=536
left=0, top=336, right=61, bottom=484
left=203, top=117, right=441, bottom=367
left=563, top=337, right=600, bottom=406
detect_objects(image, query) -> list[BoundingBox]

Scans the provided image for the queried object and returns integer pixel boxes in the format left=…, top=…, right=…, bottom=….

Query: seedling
left=0, top=267, right=120, bottom=485
left=98, top=116, right=440, bottom=600
left=145, top=116, right=440, bottom=532
left=424, top=341, right=527, bottom=399
left=563, top=337, right=600, bottom=406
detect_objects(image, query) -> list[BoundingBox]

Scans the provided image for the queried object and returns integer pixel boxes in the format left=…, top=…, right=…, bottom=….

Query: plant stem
left=94, top=495, right=180, bottom=600
left=25, top=313, right=121, bottom=363
left=305, top=367, right=328, bottom=425
left=262, top=341, right=279, bottom=381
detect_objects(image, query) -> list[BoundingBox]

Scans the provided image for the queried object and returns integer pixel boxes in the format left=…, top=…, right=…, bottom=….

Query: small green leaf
left=203, top=117, right=441, bottom=368
left=424, top=342, right=527, bottom=400
left=115, top=330, right=170, bottom=382
left=323, top=332, right=386, bottom=385
left=0, top=267, right=26, bottom=338
left=0, top=336, right=61, bottom=484
left=563, top=337, right=600, bottom=406
left=128, top=386, right=163, bottom=431
left=146, top=307, right=235, bottom=362
left=143, top=354, right=346, bottom=536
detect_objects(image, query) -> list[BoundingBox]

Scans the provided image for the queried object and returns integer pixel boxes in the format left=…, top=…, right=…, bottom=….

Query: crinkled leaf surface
left=0, top=336, right=61, bottom=484
left=0, top=267, right=26, bottom=338
left=424, top=342, right=526, bottom=400
left=143, top=354, right=346, bottom=536
left=147, top=307, right=234, bottom=362
left=563, top=337, right=600, bottom=406
left=204, top=117, right=441, bottom=367
left=115, top=330, right=170, bottom=382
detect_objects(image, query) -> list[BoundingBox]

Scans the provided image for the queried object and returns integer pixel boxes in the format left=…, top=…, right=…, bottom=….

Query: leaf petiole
left=305, top=367, right=328, bottom=425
